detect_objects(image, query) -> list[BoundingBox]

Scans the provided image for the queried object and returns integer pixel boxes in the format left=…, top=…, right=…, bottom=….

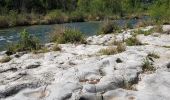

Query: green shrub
left=50, top=27, right=86, bottom=44
left=99, top=43, right=126, bottom=55
left=0, top=56, right=11, bottom=63
left=52, top=44, right=61, bottom=51
left=0, top=16, right=9, bottom=28
left=46, top=10, right=67, bottom=23
left=142, top=58, right=155, bottom=72
left=154, top=25, right=163, bottom=33
left=135, top=29, right=154, bottom=36
left=116, top=43, right=126, bottom=53
left=68, top=11, right=85, bottom=22
left=19, top=30, right=40, bottom=51
left=98, top=21, right=120, bottom=35
left=7, top=29, right=41, bottom=54
left=99, top=47, right=117, bottom=55
left=125, top=36, right=142, bottom=46
left=148, top=52, right=160, bottom=59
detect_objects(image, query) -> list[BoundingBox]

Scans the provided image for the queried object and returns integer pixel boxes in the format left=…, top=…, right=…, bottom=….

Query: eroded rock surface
left=0, top=25, right=170, bottom=100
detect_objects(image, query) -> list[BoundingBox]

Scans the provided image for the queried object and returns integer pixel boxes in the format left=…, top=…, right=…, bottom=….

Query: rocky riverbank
left=0, top=25, right=170, bottom=100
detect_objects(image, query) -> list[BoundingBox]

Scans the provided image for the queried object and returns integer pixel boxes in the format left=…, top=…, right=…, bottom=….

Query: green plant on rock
left=142, top=57, right=155, bottom=72
left=50, top=26, right=86, bottom=44
left=116, top=43, right=126, bottom=53
left=99, top=47, right=117, bottom=55
left=0, top=56, right=11, bottom=63
left=154, top=25, right=163, bottom=33
left=99, top=43, right=126, bottom=55
left=98, top=21, right=120, bottom=35
left=135, top=29, right=154, bottom=36
left=125, top=36, right=142, bottom=46
left=7, top=29, right=41, bottom=54
left=52, top=44, right=61, bottom=51
left=148, top=52, right=160, bottom=59
left=19, top=30, right=40, bottom=51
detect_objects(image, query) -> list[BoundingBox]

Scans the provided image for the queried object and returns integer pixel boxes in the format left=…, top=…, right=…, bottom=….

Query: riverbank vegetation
left=50, top=26, right=86, bottom=44
left=6, top=30, right=41, bottom=55
left=0, top=0, right=169, bottom=28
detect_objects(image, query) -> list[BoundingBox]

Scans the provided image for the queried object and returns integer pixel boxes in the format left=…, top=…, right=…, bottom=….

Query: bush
left=116, top=43, right=126, bottom=53
left=0, top=56, right=11, bottom=63
left=68, top=11, right=85, bottom=22
left=99, top=47, right=117, bottom=55
left=99, top=43, right=126, bottom=55
left=7, top=29, right=41, bottom=54
left=135, top=29, right=154, bottom=36
left=142, top=57, right=155, bottom=72
left=98, top=21, right=120, bottom=35
left=52, top=44, right=61, bottom=51
left=125, top=36, right=142, bottom=46
left=154, top=25, right=163, bottom=33
left=148, top=52, right=160, bottom=59
left=0, top=16, right=9, bottom=28
left=50, top=26, right=86, bottom=44
left=45, top=10, right=67, bottom=24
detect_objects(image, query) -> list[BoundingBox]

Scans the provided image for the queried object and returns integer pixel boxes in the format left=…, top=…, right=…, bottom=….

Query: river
left=0, top=18, right=141, bottom=51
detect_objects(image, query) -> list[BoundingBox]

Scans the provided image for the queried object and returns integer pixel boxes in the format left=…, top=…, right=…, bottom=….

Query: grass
left=50, top=26, right=86, bottom=44
left=142, top=57, right=155, bottom=72
left=98, top=21, right=120, bottom=35
left=148, top=52, right=160, bottom=59
left=162, top=46, right=170, bottom=48
left=153, top=25, right=163, bottom=33
left=134, top=29, right=154, bottom=36
left=7, top=29, right=41, bottom=55
left=52, top=44, right=61, bottom=51
left=45, top=10, right=67, bottom=24
left=99, top=47, right=117, bottom=55
left=0, top=56, right=11, bottom=63
left=99, top=43, right=126, bottom=55
left=0, top=16, right=9, bottom=28
left=125, top=36, right=142, bottom=46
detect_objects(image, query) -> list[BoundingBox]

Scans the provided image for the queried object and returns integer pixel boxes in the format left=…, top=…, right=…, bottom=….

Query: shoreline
left=0, top=15, right=147, bottom=30
left=0, top=25, right=170, bottom=99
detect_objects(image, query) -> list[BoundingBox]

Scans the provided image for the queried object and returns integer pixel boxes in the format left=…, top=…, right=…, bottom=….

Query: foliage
left=7, top=29, right=41, bottom=54
left=50, top=26, right=85, bottom=44
left=52, top=44, right=61, bottom=51
left=116, top=43, right=126, bottom=53
left=46, top=10, right=67, bottom=23
left=0, top=0, right=170, bottom=28
left=148, top=52, right=160, bottom=59
left=135, top=29, right=154, bottom=36
left=125, top=36, right=142, bottom=46
left=142, top=57, right=155, bottom=72
left=0, top=16, right=9, bottom=28
left=0, top=56, right=11, bottom=63
left=98, top=21, right=120, bottom=35
left=149, top=0, right=170, bottom=24
left=153, top=25, right=163, bottom=33
left=99, top=43, right=126, bottom=55
left=99, top=47, right=118, bottom=55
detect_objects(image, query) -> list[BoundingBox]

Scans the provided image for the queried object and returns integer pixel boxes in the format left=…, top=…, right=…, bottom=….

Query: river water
left=0, top=19, right=141, bottom=51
